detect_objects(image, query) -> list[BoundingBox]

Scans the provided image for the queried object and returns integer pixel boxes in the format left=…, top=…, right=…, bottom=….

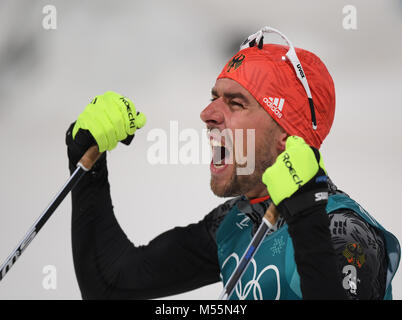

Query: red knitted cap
left=217, top=43, right=335, bottom=149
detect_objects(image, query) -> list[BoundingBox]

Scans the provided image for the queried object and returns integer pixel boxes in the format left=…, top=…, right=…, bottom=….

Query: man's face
left=200, top=78, right=284, bottom=198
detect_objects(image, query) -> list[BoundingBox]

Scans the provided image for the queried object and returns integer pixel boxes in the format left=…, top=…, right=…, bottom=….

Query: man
left=66, top=27, right=400, bottom=300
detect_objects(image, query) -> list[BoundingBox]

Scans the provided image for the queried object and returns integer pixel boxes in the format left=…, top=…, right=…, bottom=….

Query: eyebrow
left=211, top=88, right=250, bottom=104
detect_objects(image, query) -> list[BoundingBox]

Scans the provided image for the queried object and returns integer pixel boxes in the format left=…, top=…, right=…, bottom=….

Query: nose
left=200, top=99, right=225, bottom=128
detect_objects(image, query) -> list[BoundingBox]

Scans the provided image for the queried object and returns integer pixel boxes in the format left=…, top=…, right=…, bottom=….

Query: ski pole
left=0, top=145, right=102, bottom=281
left=219, top=203, right=279, bottom=300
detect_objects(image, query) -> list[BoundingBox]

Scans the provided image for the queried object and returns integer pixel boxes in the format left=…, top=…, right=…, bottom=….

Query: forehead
left=212, top=78, right=256, bottom=101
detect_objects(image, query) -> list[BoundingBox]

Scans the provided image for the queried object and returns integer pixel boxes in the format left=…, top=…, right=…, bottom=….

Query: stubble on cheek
left=210, top=128, right=277, bottom=198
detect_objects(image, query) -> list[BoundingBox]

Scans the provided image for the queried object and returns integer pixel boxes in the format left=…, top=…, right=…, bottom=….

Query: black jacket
left=66, top=127, right=387, bottom=300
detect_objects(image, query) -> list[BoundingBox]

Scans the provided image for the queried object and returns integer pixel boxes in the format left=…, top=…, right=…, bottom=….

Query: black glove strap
left=277, top=187, right=328, bottom=221
left=276, top=165, right=329, bottom=222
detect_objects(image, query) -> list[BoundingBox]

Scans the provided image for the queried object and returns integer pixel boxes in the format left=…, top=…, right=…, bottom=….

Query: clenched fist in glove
left=72, top=91, right=146, bottom=153
left=262, top=135, right=328, bottom=221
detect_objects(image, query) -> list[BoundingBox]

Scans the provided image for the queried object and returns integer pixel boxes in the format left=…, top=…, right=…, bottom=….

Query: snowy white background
left=0, top=0, right=401, bottom=299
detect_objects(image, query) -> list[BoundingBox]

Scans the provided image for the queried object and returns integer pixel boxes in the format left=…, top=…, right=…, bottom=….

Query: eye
left=230, top=100, right=244, bottom=109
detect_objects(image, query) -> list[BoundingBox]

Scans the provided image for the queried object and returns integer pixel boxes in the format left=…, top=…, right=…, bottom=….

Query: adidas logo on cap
left=262, top=96, right=285, bottom=119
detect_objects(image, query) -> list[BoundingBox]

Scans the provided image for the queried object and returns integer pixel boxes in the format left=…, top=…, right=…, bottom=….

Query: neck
left=245, top=186, right=269, bottom=200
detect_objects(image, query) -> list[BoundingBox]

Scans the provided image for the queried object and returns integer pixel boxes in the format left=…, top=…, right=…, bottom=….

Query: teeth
left=208, top=130, right=228, bottom=168
left=210, top=139, right=223, bottom=148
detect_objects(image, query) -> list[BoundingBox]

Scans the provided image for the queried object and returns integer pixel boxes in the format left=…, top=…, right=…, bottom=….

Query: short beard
left=211, top=131, right=278, bottom=198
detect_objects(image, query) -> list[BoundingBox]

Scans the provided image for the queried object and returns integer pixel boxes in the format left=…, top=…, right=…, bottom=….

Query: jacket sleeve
left=285, top=203, right=387, bottom=300
left=285, top=205, right=348, bottom=299
left=328, top=210, right=388, bottom=299
left=66, top=126, right=222, bottom=299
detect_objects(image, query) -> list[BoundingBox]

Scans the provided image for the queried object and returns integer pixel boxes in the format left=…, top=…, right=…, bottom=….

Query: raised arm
left=66, top=92, right=222, bottom=299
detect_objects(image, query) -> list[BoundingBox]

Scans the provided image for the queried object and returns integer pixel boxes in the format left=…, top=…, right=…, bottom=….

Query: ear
left=277, top=131, right=288, bottom=153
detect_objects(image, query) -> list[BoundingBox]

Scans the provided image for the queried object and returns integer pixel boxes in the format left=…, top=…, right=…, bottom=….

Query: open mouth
left=210, top=137, right=231, bottom=171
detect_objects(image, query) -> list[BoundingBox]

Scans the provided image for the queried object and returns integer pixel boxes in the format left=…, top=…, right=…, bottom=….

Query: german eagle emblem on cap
left=226, top=53, right=245, bottom=73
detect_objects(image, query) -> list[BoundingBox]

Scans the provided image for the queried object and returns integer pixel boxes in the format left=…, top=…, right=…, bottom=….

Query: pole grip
left=264, top=202, right=279, bottom=226
left=77, top=145, right=102, bottom=171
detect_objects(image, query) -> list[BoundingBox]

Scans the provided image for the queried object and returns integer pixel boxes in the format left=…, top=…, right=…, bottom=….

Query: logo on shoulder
left=343, top=243, right=366, bottom=268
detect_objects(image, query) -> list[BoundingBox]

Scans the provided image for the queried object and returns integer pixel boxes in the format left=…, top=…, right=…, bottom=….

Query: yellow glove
left=262, top=136, right=328, bottom=220
left=73, top=91, right=146, bottom=152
